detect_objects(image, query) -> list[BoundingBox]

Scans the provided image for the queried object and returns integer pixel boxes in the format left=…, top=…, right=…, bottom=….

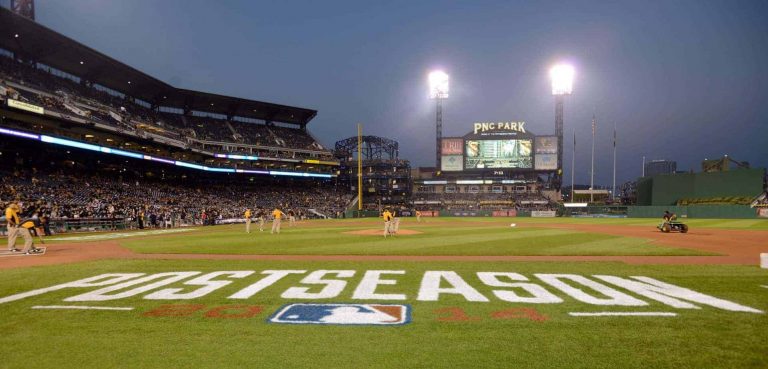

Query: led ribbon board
left=0, top=128, right=333, bottom=179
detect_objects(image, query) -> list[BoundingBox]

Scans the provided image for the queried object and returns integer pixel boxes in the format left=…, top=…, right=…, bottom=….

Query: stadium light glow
left=428, top=70, right=450, bottom=99
left=550, top=64, right=574, bottom=95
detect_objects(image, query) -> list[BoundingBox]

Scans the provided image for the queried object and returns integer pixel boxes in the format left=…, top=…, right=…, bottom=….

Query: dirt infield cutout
left=343, top=229, right=423, bottom=236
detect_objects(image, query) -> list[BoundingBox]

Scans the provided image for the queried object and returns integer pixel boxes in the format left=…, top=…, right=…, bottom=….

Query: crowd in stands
left=0, top=166, right=353, bottom=233
left=0, top=55, right=327, bottom=154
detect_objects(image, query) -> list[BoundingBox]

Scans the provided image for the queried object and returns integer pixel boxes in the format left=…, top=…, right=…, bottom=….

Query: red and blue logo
left=268, top=303, right=411, bottom=326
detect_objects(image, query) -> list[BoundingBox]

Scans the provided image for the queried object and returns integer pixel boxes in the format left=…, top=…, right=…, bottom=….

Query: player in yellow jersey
left=382, top=209, right=393, bottom=238
left=271, top=207, right=286, bottom=234
left=5, top=203, right=36, bottom=254
left=244, top=208, right=252, bottom=233
left=416, top=210, right=422, bottom=222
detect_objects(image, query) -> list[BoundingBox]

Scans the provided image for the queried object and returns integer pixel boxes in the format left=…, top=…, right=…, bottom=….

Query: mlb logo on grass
left=269, top=303, right=411, bottom=326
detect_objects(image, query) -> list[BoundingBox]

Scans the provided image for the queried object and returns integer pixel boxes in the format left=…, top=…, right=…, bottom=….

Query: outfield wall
left=627, top=205, right=759, bottom=219
left=637, top=168, right=765, bottom=206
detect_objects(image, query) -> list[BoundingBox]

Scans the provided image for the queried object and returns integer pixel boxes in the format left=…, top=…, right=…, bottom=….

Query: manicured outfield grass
left=0, top=259, right=766, bottom=369
left=118, top=220, right=714, bottom=256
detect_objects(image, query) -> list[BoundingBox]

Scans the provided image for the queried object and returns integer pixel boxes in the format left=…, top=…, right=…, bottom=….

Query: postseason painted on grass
left=0, top=270, right=761, bottom=314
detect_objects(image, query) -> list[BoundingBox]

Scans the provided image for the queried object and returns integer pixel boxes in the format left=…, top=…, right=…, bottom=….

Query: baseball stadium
left=1, top=2, right=767, bottom=369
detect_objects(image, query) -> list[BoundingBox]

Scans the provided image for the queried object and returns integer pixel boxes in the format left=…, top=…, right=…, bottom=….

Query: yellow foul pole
left=357, top=123, right=363, bottom=211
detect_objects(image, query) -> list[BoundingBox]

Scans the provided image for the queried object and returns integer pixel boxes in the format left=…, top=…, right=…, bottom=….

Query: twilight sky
left=12, top=0, right=768, bottom=185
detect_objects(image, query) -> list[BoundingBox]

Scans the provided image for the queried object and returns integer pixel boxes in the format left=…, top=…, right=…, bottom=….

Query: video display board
left=535, top=154, right=558, bottom=170
left=464, top=139, right=532, bottom=169
left=441, top=155, right=464, bottom=171
left=535, top=136, right=558, bottom=154
left=441, top=138, right=464, bottom=155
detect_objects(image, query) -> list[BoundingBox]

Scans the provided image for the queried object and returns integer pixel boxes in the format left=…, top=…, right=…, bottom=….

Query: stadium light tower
left=429, top=70, right=449, bottom=170
left=550, top=64, right=574, bottom=191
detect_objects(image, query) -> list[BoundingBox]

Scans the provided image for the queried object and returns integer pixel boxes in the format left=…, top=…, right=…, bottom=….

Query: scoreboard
left=440, top=122, right=558, bottom=173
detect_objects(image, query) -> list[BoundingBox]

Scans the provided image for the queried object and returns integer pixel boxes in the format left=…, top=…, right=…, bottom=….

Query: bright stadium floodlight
left=428, top=70, right=450, bottom=99
left=550, top=64, right=574, bottom=95
left=428, top=70, right=449, bottom=169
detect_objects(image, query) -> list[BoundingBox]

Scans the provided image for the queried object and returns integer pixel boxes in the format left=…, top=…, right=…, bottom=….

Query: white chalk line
left=568, top=312, right=677, bottom=317
left=31, top=305, right=134, bottom=311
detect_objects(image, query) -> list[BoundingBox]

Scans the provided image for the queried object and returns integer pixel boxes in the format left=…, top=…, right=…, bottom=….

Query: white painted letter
left=0, top=273, right=146, bottom=304
left=477, top=272, right=562, bottom=304
left=144, top=271, right=255, bottom=300
left=282, top=270, right=356, bottom=299
left=417, top=271, right=489, bottom=302
left=228, top=270, right=306, bottom=299
left=595, top=275, right=763, bottom=313
left=65, top=272, right=201, bottom=302
left=352, top=270, right=406, bottom=300
left=535, top=274, right=647, bottom=306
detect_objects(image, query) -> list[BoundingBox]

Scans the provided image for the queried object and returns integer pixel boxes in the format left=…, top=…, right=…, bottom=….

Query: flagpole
left=612, top=121, right=617, bottom=202
left=571, top=131, right=575, bottom=203
left=590, top=115, right=595, bottom=203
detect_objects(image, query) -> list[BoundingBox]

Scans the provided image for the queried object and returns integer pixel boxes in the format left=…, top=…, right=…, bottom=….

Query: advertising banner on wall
left=535, top=154, right=558, bottom=171
left=758, top=208, right=768, bottom=218
left=531, top=210, right=557, bottom=218
left=441, top=138, right=464, bottom=155
left=7, top=99, right=44, bottom=115
left=441, top=155, right=464, bottom=171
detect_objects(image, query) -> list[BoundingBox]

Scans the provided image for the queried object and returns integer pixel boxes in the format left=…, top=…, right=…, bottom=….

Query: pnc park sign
left=473, top=121, right=526, bottom=135
left=0, top=270, right=761, bottom=324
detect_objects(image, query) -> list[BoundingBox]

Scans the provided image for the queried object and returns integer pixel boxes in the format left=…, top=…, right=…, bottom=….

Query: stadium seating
left=0, top=54, right=329, bottom=157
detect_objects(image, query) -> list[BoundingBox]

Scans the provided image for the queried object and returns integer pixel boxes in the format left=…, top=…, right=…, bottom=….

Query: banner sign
left=7, top=99, right=44, bottom=115
left=492, top=210, right=517, bottom=217
left=441, top=138, right=464, bottom=155
left=473, top=121, right=526, bottom=135
left=758, top=208, right=768, bottom=218
left=535, top=136, right=558, bottom=154
left=531, top=210, right=556, bottom=218
left=535, top=154, right=558, bottom=171
left=441, top=155, right=464, bottom=172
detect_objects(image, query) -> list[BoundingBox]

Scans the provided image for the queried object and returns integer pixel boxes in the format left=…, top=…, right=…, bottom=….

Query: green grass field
left=116, top=220, right=714, bottom=256
left=1, top=217, right=767, bottom=369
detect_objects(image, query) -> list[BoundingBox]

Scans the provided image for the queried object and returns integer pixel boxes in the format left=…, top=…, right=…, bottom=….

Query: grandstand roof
left=0, top=8, right=317, bottom=126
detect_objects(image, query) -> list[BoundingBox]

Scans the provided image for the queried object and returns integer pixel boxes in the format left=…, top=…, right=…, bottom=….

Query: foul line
left=569, top=312, right=677, bottom=317
left=31, top=305, right=134, bottom=311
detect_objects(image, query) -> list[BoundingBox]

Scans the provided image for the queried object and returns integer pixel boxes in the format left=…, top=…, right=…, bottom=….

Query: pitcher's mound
left=343, top=229, right=423, bottom=236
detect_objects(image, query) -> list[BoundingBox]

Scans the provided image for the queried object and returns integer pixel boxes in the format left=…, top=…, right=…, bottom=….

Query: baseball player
left=244, top=208, right=252, bottom=233
left=271, top=207, right=286, bottom=234
left=5, top=203, right=38, bottom=254
left=382, top=209, right=393, bottom=238
left=288, top=209, right=296, bottom=227
left=391, top=209, right=401, bottom=235
left=416, top=210, right=422, bottom=222
left=257, top=208, right=266, bottom=232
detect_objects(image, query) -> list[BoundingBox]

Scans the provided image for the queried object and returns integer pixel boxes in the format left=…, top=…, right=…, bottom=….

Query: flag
left=613, top=124, right=616, bottom=148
